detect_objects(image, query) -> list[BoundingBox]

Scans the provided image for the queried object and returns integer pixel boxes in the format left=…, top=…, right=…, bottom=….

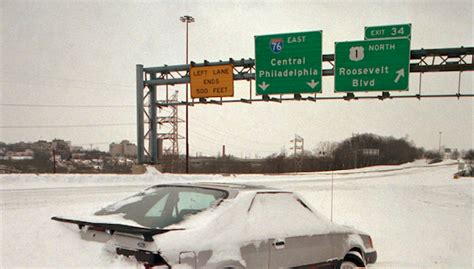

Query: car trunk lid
left=51, top=216, right=175, bottom=242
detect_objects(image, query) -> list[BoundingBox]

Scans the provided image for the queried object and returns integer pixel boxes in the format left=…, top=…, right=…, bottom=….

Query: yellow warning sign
left=190, top=64, right=234, bottom=98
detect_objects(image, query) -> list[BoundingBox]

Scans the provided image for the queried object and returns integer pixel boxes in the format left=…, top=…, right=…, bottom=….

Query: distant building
left=6, top=149, right=34, bottom=160
left=30, top=140, right=52, bottom=155
left=34, top=140, right=51, bottom=148
left=109, top=140, right=137, bottom=158
left=70, top=145, right=84, bottom=152
left=190, top=156, right=216, bottom=167
left=51, top=139, right=72, bottom=160
left=71, top=152, right=87, bottom=159
left=444, top=148, right=459, bottom=159
left=52, top=139, right=71, bottom=151
left=0, top=148, right=6, bottom=160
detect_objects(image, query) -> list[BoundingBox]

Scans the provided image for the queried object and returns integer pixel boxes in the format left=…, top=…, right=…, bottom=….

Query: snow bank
left=1, top=161, right=471, bottom=268
left=0, top=159, right=457, bottom=191
left=145, top=165, right=162, bottom=175
left=0, top=170, right=222, bottom=190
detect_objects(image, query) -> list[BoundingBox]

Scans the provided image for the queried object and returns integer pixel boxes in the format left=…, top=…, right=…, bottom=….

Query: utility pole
left=180, top=15, right=194, bottom=174
left=52, top=149, right=56, bottom=174
left=438, top=131, right=443, bottom=154
left=290, top=134, right=304, bottom=172
left=330, top=151, right=337, bottom=221
left=352, top=133, right=358, bottom=169
left=331, top=167, right=334, bottom=221
left=293, top=135, right=297, bottom=157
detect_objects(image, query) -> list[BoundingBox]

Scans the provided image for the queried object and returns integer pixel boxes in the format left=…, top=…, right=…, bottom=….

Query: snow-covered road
left=0, top=161, right=472, bottom=268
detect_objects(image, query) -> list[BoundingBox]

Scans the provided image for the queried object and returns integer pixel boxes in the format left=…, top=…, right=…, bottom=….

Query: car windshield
left=95, top=186, right=228, bottom=228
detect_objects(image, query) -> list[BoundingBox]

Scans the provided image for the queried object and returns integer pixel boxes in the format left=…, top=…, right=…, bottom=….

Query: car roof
left=148, top=182, right=286, bottom=198
left=195, top=182, right=276, bottom=190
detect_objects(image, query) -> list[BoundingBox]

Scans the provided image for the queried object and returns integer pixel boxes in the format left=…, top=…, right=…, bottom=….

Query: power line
left=189, top=144, right=216, bottom=155
left=0, top=80, right=133, bottom=93
left=1, top=71, right=134, bottom=88
left=190, top=129, right=278, bottom=154
left=0, top=103, right=135, bottom=108
left=74, top=140, right=138, bottom=146
left=189, top=114, right=283, bottom=146
left=188, top=117, right=283, bottom=153
left=0, top=123, right=135, bottom=129
left=74, top=142, right=114, bottom=146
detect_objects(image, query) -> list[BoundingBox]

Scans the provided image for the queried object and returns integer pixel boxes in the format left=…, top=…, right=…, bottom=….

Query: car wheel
left=339, top=250, right=366, bottom=269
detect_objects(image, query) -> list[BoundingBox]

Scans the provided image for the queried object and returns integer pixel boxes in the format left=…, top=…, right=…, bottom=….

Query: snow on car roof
left=149, top=182, right=281, bottom=194
left=192, top=182, right=278, bottom=191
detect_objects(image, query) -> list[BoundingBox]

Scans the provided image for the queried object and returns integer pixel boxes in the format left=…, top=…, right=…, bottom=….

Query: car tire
left=338, top=250, right=366, bottom=269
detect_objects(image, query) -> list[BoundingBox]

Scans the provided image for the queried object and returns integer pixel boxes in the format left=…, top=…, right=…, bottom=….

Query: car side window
left=177, top=191, right=216, bottom=210
left=144, top=193, right=170, bottom=217
left=96, top=186, right=227, bottom=228
left=177, top=191, right=216, bottom=216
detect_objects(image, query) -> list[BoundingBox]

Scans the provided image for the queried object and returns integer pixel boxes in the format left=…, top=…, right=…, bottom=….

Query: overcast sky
left=1, top=0, right=472, bottom=157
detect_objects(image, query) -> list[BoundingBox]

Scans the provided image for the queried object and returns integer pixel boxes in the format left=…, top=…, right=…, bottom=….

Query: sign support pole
left=136, top=64, right=145, bottom=164
left=185, top=22, right=189, bottom=174
left=181, top=15, right=194, bottom=174
left=149, top=73, right=158, bottom=163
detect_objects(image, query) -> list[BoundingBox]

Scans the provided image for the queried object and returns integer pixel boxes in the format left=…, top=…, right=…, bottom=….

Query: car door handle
left=273, top=239, right=285, bottom=249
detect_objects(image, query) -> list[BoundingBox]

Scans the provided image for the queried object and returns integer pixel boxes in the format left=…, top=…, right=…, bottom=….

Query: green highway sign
left=255, top=31, right=322, bottom=95
left=334, top=38, right=410, bottom=92
left=365, top=23, right=411, bottom=40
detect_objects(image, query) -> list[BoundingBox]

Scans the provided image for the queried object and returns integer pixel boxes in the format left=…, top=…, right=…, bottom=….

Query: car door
left=248, top=192, right=334, bottom=269
left=269, top=235, right=335, bottom=269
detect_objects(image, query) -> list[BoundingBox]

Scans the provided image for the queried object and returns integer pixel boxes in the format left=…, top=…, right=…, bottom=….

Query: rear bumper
left=365, top=250, right=377, bottom=264
left=116, top=248, right=169, bottom=267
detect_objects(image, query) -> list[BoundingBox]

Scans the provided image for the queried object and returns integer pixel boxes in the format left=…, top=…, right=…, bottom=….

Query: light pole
left=180, top=15, right=194, bottom=174
left=438, top=131, right=442, bottom=154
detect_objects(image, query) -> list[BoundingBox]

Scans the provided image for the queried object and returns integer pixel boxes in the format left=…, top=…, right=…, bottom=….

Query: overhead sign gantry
left=136, top=22, right=474, bottom=165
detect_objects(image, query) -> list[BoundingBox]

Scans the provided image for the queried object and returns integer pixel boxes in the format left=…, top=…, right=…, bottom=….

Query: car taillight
left=368, top=236, right=374, bottom=248
left=88, top=226, right=106, bottom=232
left=117, top=248, right=169, bottom=268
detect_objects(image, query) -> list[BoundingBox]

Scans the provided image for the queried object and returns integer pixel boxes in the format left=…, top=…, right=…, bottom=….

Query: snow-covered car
left=52, top=183, right=377, bottom=269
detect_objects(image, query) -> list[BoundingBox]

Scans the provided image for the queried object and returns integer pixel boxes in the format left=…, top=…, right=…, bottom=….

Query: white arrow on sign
left=394, top=68, right=405, bottom=83
left=307, top=79, right=319, bottom=89
left=258, top=81, right=270, bottom=91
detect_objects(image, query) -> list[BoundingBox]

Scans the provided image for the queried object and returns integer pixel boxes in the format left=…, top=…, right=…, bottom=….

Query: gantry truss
left=136, top=46, right=473, bottom=164
left=157, top=91, right=183, bottom=156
